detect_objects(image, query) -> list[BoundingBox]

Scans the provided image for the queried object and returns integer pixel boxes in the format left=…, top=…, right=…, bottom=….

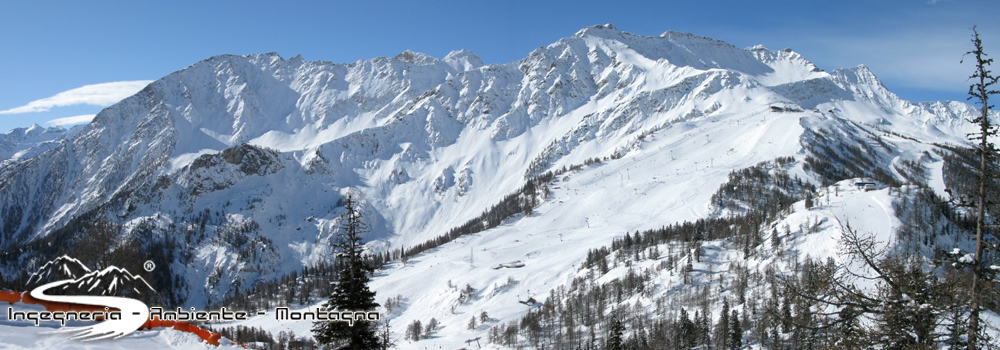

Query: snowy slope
left=0, top=24, right=997, bottom=349
left=218, top=133, right=990, bottom=350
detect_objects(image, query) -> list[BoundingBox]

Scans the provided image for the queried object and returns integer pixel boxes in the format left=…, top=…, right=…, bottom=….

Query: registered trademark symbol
left=143, top=260, right=155, bottom=272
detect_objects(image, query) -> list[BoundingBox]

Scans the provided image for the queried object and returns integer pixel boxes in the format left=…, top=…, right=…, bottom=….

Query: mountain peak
left=831, top=64, right=882, bottom=86
left=288, top=54, right=306, bottom=65
left=393, top=50, right=438, bottom=65
left=0, top=26, right=982, bottom=322
left=4, top=124, right=63, bottom=139
left=24, top=124, right=43, bottom=133
left=444, top=49, right=484, bottom=71
left=573, top=23, right=622, bottom=38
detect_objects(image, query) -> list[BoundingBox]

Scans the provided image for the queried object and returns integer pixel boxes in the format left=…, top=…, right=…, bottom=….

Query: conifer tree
left=679, top=308, right=697, bottom=348
left=962, top=25, right=998, bottom=350
left=406, top=320, right=422, bottom=341
left=378, top=319, right=396, bottom=350
left=312, top=193, right=380, bottom=349
left=947, top=308, right=968, bottom=350
left=716, top=299, right=731, bottom=349
left=606, top=319, right=624, bottom=350
left=729, top=310, right=742, bottom=350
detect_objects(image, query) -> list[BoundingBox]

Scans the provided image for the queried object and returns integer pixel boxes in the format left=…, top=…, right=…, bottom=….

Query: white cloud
left=47, top=114, right=96, bottom=127
left=0, top=80, right=153, bottom=115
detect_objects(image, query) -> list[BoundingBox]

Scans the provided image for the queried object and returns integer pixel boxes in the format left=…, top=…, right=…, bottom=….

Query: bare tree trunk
left=969, top=147, right=984, bottom=350
left=965, top=25, right=997, bottom=350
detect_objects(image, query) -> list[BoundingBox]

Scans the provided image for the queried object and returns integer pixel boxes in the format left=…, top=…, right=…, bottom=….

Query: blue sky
left=1, top=0, right=998, bottom=133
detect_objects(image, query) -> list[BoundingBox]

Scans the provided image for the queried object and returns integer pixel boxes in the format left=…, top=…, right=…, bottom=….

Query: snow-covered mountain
left=0, top=124, right=78, bottom=168
left=0, top=24, right=994, bottom=343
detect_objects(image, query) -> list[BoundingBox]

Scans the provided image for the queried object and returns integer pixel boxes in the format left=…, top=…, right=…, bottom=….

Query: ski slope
left=1, top=24, right=997, bottom=349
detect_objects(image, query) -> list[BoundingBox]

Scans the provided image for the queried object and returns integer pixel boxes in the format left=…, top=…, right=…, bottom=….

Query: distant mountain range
left=0, top=23, right=993, bottom=315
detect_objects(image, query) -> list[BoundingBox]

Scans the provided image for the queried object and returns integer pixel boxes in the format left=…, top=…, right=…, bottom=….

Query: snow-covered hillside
left=0, top=24, right=997, bottom=348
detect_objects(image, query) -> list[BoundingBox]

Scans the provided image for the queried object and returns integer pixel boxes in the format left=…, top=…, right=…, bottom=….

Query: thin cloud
left=0, top=80, right=153, bottom=115
left=782, top=27, right=979, bottom=93
left=47, top=114, right=96, bottom=127
left=834, top=35, right=970, bottom=91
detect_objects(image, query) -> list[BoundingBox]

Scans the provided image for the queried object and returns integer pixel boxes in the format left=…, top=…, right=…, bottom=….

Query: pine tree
left=729, top=310, right=742, bottom=350
left=698, top=310, right=711, bottom=348
left=312, top=193, right=380, bottom=349
left=947, top=308, right=968, bottom=350
left=716, top=298, right=731, bottom=349
left=835, top=305, right=865, bottom=349
left=962, top=25, right=999, bottom=350
left=379, top=319, right=396, bottom=350
left=423, top=318, right=438, bottom=338
left=771, top=228, right=781, bottom=256
left=783, top=224, right=959, bottom=349
left=679, top=308, right=697, bottom=349
left=406, top=320, right=422, bottom=341
left=684, top=255, right=694, bottom=284
left=780, top=297, right=793, bottom=334
left=606, top=319, right=624, bottom=350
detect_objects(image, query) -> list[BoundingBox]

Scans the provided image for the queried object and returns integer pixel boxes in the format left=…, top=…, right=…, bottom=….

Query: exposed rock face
left=0, top=25, right=991, bottom=307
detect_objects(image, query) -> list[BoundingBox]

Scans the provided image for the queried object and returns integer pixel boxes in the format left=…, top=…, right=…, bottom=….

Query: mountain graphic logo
left=25, top=255, right=153, bottom=340
left=25, top=255, right=91, bottom=286
left=27, top=255, right=155, bottom=298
